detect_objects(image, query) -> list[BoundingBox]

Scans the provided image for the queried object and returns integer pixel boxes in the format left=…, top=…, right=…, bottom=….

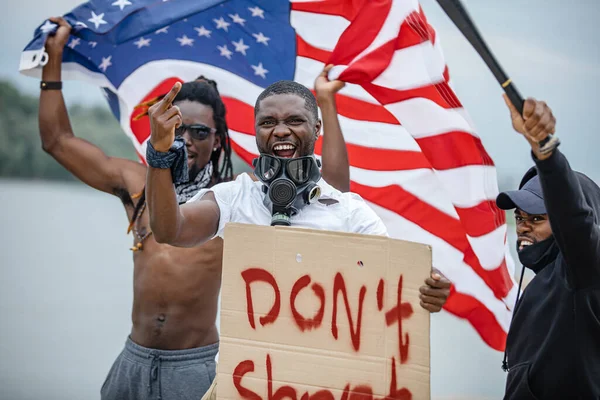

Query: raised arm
left=314, top=65, right=350, bottom=192
left=504, top=95, right=600, bottom=287
left=145, top=83, right=220, bottom=247
left=39, top=17, right=142, bottom=195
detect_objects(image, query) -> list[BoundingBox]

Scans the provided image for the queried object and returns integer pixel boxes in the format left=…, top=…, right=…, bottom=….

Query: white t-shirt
left=188, top=173, right=388, bottom=238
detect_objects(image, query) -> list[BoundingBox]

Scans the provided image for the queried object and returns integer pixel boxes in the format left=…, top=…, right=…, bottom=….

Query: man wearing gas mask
left=144, top=79, right=451, bottom=314
left=495, top=95, right=600, bottom=399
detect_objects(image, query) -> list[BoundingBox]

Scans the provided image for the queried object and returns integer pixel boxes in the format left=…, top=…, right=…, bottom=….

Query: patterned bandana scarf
left=174, top=161, right=213, bottom=204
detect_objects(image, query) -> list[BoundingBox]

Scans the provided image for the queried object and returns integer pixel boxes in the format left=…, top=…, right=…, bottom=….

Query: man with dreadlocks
left=37, top=17, right=353, bottom=400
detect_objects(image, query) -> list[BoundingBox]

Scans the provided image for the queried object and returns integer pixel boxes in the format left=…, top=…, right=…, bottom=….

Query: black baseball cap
left=496, top=175, right=547, bottom=215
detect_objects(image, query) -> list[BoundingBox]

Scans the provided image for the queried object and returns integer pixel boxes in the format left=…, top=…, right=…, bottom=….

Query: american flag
left=21, top=0, right=517, bottom=351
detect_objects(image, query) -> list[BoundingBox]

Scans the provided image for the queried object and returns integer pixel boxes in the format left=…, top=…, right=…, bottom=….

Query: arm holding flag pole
left=434, top=0, right=560, bottom=155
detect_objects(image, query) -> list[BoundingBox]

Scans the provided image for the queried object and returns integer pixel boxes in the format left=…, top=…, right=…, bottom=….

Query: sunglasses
left=175, top=124, right=216, bottom=141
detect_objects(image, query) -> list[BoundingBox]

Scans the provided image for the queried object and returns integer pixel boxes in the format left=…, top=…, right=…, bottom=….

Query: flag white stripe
left=434, top=166, right=501, bottom=207
left=373, top=41, right=447, bottom=90
left=291, top=11, right=349, bottom=52
left=468, top=225, right=509, bottom=271
left=330, top=114, right=421, bottom=152
left=385, top=98, right=477, bottom=138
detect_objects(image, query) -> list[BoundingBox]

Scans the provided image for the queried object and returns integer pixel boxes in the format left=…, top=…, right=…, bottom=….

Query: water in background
left=0, top=179, right=518, bottom=400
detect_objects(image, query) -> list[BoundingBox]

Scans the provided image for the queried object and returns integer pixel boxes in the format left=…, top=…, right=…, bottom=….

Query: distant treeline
left=0, top=80, right=250, bottom=182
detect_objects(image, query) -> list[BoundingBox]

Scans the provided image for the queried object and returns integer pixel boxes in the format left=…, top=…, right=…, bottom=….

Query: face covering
left=517, top=236, right=560, bottom=274
left=253, top=154, right=322, bottom=226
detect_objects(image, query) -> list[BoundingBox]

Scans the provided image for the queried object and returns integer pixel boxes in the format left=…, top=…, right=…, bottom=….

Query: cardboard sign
left=218, top=223, right=431, bottom=400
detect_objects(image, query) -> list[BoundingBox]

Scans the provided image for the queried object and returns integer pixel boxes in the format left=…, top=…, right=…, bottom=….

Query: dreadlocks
left=127, top=76, right=234, bottom=241
left=174, top=76, right=233, bottom=184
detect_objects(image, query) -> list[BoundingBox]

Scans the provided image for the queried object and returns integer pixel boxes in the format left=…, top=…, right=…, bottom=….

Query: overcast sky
left=2, top=0, right=599, bottom=185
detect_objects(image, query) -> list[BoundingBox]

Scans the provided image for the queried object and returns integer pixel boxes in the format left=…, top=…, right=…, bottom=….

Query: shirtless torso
left=119, top=166, right=223, bottom=350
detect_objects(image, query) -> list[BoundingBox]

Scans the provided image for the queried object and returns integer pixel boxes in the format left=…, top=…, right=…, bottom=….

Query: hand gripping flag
left=21, top=0, right=517, bottom=351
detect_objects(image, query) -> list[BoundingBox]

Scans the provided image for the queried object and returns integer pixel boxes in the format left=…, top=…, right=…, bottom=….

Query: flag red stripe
left=327, top=93, right=400, bottom=124
left=444, top=287, right=507, bottom=351
left=314, top=137, right=430, bottom=171
left=287, top=37, right=404, bottom=125
left=350, top=182, right=513, bottom=299
left=396, top=11, right=433, bottom=50
left=296, top=34, right=331, bottom=64
left=456, top=200, right=507, bottom=238
left=415, top=131, right=495, bottom=169
left=222, top=96, right=255, bottom=134
left=329, top=0, right=393, bottom=66
left=417, top=4, right=437, bottom=45
left=337, top=39, right=398, bottom=84
left=360, top=81, right=462, bottom=109
left=443, top=65, right=450, bottom=83
left=291, top=0, right=367, bottom=21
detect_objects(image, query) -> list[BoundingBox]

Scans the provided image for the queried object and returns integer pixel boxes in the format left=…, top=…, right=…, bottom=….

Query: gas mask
left=252, top=154, right=322, bottom=226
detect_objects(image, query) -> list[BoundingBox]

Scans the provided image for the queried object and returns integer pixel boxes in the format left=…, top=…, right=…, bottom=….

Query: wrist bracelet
left=146, top=137, right=189, bottom=184
left=40, top=81, right=62, bottom=90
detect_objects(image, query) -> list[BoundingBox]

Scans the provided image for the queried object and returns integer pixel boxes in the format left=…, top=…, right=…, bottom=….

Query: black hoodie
left=503, top=149, right=600, bottom=399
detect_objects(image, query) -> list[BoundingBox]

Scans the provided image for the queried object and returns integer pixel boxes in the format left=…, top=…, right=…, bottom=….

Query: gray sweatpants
left=100, top=337, right=218, bottom=400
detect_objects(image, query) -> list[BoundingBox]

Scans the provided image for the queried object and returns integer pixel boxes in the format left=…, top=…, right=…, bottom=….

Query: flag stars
left=232, top=39, right=249, bottom=55
left=133, top=37, right=151, bottom=48
left=89, top=41, right=97, bottom=48
left=252, top=32, right=270, bottom=46
left=177, top=35, right=194, bottom=46
left=213, top=17, right=230, bottom=31
left=68, top=37, right=81, bottom=49
left=75, top=21, right=88, bottom=28
left=155, top=26, right=169, bottom=34
left=88, top=11, right=107, bottom=29
left=252, top=62, right=268, bottom=78
left=248, top=6, right=264, bottom=19
left=229, top=13, right=245, bottom=26
left=217, top=45, right=233, bottom=60
left=99, top=56, right=112, bottom=72
left=111, top=0, right=132, bottom=11
left=194, top=26, right=211, bottom=38
left=39, top=20, right=56, bottom=33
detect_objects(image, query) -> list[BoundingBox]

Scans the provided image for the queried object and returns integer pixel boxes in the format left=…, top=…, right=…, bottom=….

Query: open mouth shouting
left=518, top=237, right=535, bottom=252
left=272, top=142, right=297, bottom=158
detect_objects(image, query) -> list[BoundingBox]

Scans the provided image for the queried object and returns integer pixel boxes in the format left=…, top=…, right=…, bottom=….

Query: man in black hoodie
left=496, top=94, right=600, bottom=399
